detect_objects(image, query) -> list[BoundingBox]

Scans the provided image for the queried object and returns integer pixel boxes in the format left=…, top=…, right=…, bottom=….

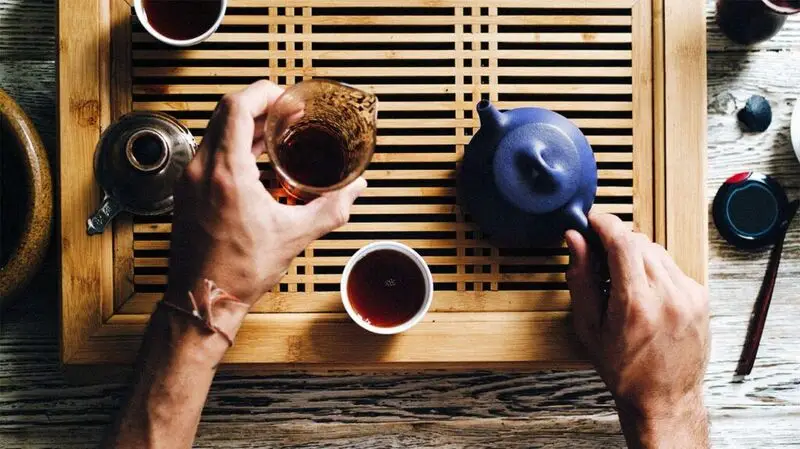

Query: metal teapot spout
left=477, top=99, right=505, bottom=132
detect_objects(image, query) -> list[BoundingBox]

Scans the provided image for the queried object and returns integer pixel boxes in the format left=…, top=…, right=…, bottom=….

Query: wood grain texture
left=57, top=0, right=113, bottom=362
left=2, top=0, right=799, bottom=447
left=652, top=0, right=666, bottom=246
left=109, top=0, right=134, bottom=318
left=663, top=0, right=708, bottom=284
left=631, top=0, right=654, bottom=238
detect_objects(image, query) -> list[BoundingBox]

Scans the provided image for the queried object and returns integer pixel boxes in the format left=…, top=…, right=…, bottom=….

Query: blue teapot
left=458, top=100, right=598, bottom=247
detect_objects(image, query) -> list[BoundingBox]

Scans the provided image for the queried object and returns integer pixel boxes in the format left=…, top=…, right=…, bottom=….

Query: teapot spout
left=477, top=100, right=505, bottom=131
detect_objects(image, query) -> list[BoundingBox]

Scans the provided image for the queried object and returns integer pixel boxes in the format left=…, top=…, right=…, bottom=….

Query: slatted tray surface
left=108, top=0, right=652, bottom=365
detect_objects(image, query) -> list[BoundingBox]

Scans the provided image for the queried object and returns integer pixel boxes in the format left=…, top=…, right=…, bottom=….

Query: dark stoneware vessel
left=0, top=88, right=53, bottom=304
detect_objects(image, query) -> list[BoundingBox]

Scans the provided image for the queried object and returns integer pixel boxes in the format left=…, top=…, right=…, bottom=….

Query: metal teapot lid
left=87, top=111, right=195, bottom=235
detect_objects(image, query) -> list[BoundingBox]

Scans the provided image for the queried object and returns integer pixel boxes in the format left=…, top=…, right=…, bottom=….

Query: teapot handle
left=562, top=203, right=611, bottom=298
left=87, top=195, right=123, bottom=236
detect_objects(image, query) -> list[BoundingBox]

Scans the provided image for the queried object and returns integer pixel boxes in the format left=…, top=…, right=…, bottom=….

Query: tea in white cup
left=134, top=0, right=227, bottom=47
left=341, top=241, right=433, bottom=335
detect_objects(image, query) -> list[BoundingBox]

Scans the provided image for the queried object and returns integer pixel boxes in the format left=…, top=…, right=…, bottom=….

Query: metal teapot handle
left=87, top=195, right=123, bottom=235
left=562, top=203, right=611, bottom=299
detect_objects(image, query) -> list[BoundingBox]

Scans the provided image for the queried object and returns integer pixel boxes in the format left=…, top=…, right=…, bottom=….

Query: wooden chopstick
left=734, top=199, right=799, bottom=381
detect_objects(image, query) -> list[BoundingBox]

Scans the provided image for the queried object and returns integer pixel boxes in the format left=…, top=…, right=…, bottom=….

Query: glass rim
left=267, top=79, right=378, bottom=196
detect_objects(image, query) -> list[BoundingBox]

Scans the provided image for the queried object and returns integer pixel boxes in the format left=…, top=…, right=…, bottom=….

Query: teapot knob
left=516, top=139, right=567, bottom=193
left=493, top=123, right=580, bottom=215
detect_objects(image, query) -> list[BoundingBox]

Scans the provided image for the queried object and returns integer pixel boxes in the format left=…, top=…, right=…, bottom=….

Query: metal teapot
left=87, top=112, right=195, bottom=235
left=458, top=100, right=599, bottom=247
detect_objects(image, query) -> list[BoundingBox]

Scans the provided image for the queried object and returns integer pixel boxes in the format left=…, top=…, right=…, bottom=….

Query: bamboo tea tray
left=59, top=0, right=707, bottom=368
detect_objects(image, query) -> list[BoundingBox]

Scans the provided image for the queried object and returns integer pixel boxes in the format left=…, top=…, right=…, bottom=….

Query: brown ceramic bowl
left=0, top=88, right=53, bottom=306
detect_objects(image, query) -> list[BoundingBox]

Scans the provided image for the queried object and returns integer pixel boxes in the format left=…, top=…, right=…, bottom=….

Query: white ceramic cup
left=341, top=241, right=433, bottom=335
left=134, top=0, right=227, bottom=47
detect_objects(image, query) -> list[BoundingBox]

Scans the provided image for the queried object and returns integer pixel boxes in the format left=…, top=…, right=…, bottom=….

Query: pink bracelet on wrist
left=158, top=279, right=250, bottom=346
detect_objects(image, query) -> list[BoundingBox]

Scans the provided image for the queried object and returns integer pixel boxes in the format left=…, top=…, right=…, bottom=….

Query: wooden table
left=2, top=1, right=799, bottom=447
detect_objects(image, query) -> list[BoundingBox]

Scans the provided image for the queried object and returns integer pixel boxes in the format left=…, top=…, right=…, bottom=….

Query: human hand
left=166, top=80, right=367, bottom=308
left=565, top=213, right=709, bottom=448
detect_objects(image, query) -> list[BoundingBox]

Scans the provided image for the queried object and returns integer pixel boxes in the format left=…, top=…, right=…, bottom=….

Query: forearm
left=102, top=290, right=246, bottom=449
left=617, top=392, right=709, bottom=449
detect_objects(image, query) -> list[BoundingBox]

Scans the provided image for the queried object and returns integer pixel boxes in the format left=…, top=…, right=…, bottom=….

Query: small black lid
left=712, top=172, right=789, bottom=250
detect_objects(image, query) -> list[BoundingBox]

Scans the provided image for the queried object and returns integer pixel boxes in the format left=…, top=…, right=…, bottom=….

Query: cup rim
left=340, top=241, right=433, bottom=335
left=267, top=79, right=378, bottom=197
left=762, top=0, right=800, bottom=14
left=134, top=0, right=228, bottom=48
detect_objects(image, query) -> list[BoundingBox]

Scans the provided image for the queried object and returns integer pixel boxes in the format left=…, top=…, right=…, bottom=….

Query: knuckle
left=182, top=162, right=204, bottom=185
left=635, top=303, right=660, bottom=330
left=690, top=287, right=710, bottom=319
left=255, top=79, right=278, bottom=89
left=607, top=231, right=634, bottom=258
left=664, top=298, right=689, bottom=321
left=619, top=230, right=637, bottom=249
left=634, top=232, right=652, bottom=246
left=333, top=204, right=350, bottom=228
left=625, top=232, right=643, bottom=249
left=565, top=266, right=579, bottom=283
left=210, top=168, right=235, bottom=195
left=217, top=94, right=234, bottom=112
left=218, top=93, right=243, bottom=116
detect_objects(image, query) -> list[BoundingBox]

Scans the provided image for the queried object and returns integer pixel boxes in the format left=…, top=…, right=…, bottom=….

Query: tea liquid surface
left=347, top=249, right=427, bottom=328
left=142, top=0, right=222, bottom=41
left=277, top=122, right=348, bottom=188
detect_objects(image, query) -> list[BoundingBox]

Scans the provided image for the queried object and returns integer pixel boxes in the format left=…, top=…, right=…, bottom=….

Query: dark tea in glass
left=266, top=79, right=378, bottom=200
left=277, top=122, right=348, bottom=188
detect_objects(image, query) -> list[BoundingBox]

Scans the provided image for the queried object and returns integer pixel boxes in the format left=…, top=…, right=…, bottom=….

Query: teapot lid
left=492, top=109, right=585, bottom=215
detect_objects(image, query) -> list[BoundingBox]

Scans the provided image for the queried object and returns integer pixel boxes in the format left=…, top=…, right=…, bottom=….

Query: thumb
left=565, top=230, right=604, bottom=352
left=302, top=177, right=367, bottom=238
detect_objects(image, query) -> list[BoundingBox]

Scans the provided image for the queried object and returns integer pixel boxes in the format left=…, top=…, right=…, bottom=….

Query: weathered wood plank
left=0, top=0, right=55, bottom=60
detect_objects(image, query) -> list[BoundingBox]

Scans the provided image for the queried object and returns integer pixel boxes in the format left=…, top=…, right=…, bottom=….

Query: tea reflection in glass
left=265, top=79, right=378, bottom=201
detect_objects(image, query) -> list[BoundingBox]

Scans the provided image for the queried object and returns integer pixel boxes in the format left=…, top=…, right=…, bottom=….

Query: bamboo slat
left=133, top=49, right=634, bottom=61
left=133, top=255, right=570, bottom=268
left=134, top=100, right=633, bottom=112
left=132, top=32, right=631, bottom=44
left=133, top=83, right=635, bottom=96
left=131, top=14, right=634, bottom=26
